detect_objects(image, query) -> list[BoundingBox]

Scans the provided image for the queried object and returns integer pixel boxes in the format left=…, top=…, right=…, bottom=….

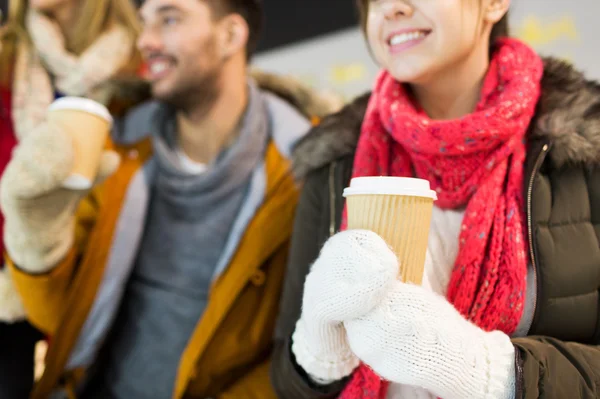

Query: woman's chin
left=381, top=58, right=434, bottom=85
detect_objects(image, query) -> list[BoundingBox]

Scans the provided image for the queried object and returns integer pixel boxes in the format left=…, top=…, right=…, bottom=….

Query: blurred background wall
left=253, top=0, right=600, bottom=100
left=0, top=0, right=7, bottom=19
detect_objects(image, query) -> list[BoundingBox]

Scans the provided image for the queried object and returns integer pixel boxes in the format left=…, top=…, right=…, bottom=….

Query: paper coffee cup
left=343, top=177, right=437, bottom=284
left=47, top=97, right=113, bottom=190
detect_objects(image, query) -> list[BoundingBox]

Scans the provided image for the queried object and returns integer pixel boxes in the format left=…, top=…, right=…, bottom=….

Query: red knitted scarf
left=339, top=38, right=544, bottom=399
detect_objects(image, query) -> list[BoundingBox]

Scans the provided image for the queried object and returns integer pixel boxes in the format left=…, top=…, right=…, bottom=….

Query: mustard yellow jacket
left=8, top=72, right=340, bottom=399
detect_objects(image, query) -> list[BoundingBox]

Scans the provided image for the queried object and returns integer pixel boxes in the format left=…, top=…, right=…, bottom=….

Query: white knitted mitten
left=0, top=122, right=119, bottom=273
left=345, top=280, right=516, bottom=399
left=292, top=230, right=398, bottom=383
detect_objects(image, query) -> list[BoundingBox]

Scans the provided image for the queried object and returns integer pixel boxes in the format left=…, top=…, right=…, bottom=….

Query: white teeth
left=389, top=31, right=425, bottom=46
left=150, top=62, right=169, bottom=74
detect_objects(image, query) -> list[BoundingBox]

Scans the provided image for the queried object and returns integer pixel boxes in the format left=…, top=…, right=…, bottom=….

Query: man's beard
left=156, top=67, right=221, bottom=117
left=153, top=37, right=222, bottom=117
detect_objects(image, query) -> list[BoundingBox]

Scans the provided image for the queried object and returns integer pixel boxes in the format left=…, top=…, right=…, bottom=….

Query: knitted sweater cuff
left=6, top=232, right=73, bottom=274
left=291, top=319, right=359, bottom=382
left=0, top=267, right=27, bottom=322
left=483, top=331, right=517, bottom=399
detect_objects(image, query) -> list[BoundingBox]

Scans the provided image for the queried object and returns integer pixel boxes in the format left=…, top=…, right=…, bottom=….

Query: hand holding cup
left=0, top=97, right=119, bottom=272
left=343, top=176, right=437, bottom=284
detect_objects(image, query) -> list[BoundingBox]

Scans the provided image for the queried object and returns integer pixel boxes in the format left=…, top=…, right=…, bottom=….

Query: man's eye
left=163, top=16, right=179, bottom=26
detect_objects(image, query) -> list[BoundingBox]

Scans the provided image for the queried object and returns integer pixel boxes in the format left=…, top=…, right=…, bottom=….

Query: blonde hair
left=0, top=0, right=142, bottom=85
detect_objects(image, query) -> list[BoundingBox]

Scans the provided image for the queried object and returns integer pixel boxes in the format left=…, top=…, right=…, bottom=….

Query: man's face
left=138, top=0, right=224, bottom=106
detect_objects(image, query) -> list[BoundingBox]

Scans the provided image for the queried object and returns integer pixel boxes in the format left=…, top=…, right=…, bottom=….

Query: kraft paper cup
left=47, top=97, right=113, bottom=190
left=343, top=176, right=437, bottom=285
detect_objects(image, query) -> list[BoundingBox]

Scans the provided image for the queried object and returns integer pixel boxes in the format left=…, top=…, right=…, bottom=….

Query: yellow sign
left=330, top=63, right=368, bottom=84
left=517, top=15, right=580, bottom=46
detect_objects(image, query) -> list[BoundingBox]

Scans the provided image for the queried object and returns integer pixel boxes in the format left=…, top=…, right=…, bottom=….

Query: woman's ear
left=215, top=13, right=249, bottom=60
left=483, top=0, right=511, bottom=24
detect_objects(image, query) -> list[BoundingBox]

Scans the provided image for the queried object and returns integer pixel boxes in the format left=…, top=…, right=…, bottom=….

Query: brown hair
left=206, top=0, right=264, bottom=60
left=355, top=0, right=509, bottom=44
left=0, top=0, right=142, bottom=86
left=490, top=13, right=509, bottom=43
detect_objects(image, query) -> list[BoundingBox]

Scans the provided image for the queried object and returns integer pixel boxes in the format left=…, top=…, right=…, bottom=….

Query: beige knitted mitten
left=0, top=122, right=119, bottom=273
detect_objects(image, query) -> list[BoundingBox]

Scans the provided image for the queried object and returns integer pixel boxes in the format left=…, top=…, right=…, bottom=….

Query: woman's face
left=366, top=0, right=505, bottom=84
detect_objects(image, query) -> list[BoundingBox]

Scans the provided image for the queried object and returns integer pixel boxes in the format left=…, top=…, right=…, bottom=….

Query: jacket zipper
left=526, top=143, right=549, bottom=335
left=329, top=161, right=337, bottom=237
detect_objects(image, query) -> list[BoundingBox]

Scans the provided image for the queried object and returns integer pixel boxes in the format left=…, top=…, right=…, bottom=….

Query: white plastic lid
left=343, top=176, right=437, bottom=200
left=62, top=174, right=93, bottom=190
left=48, top=96, right=113, bottom=125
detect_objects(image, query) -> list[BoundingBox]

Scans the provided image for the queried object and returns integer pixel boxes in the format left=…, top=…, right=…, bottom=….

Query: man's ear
left=483, top=0, right=511, bottom=25
left=216, top=14, right=249, bottom=59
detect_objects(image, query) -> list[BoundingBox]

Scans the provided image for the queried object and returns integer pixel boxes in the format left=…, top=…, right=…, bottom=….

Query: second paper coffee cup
left=47, top=97, right=113, bottom=190
left=343, top=176, right=437, bottom=284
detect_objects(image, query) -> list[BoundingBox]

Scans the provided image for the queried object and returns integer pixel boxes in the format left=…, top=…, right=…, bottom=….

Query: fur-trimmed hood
left=250, top=69, right=344, bottom=120
left=112, top=70, right=344, bottom=146
left=292, top=58, right=600, bottom=179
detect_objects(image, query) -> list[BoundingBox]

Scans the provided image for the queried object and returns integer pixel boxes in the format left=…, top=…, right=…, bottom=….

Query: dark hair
left=355, top=0, right=509, bottom=46
left=490, top=13, right=509, bottom=43
left=207, top=0, right=264, bottom=60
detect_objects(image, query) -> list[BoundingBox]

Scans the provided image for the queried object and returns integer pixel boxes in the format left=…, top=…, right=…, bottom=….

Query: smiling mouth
left=386, top=30, right=431, bottom=51
left=149, top=63, right=172, bottom=81
left=145, top=56, right=176, bottom=81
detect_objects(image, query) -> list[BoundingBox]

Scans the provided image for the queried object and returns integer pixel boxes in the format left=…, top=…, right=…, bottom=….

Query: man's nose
left=137, top=26, right=162, bottom=54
